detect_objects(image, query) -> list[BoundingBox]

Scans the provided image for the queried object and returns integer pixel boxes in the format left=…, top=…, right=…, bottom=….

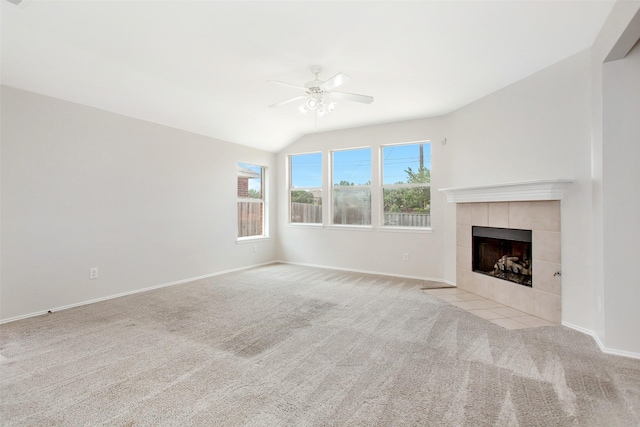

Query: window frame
left=380, top=141, right=432, bottom=230
left=237, top=162, right=268, bottom=240
left=288, top=152, right=323, bottom=226
left=330, top=147, right=373, bottom=228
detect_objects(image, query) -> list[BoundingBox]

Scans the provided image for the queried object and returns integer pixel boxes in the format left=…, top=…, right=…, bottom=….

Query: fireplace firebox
left=472, top=226, right=533, bottom=287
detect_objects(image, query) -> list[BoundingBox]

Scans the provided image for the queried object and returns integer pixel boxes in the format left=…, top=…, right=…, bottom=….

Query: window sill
left=236, top=236, right=270, bottom=244
left=286, top=223, right=324, bottom=229
left=325, top=225, right=374, bottom=232
left=378, top=226, right=433, bottom=234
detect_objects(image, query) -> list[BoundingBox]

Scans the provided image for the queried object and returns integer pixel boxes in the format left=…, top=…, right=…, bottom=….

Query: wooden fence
left=238, top=201, right=263, bottom=237
left=291, top=202, right=430, bottom=227
left=383, top=212, right=431, bottom=227
left=291, top=202, right=322, bottom=223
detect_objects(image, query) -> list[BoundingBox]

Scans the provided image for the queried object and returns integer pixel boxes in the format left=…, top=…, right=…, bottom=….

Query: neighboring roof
left=237, top=166, right=260, bottom=179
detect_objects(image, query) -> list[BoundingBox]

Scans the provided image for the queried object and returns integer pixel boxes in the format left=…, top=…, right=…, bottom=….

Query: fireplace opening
left=472, top=226, right=533, bottom=287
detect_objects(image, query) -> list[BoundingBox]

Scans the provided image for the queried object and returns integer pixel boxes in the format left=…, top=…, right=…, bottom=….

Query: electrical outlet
left=90, top=267, right=98, bottom=279
left=253, top=245, right=258, bottom=253
left=403, top=253, right=409, bottom=262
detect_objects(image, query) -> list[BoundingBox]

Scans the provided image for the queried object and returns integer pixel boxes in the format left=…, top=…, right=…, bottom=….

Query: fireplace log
left=494, top=255, right=531, bottom=276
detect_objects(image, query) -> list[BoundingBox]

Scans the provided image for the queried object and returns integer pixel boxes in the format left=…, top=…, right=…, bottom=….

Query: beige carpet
left=1, top=263, right=639, bottom=426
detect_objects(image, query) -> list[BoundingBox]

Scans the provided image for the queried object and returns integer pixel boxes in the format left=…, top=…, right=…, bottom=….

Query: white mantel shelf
left=439, top=179, right=573, bottom=203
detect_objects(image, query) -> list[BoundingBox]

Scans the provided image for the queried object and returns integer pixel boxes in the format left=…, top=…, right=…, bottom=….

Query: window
left=331, top=148, right=371, bottom=225
left=237, top=162, right=265, bottom=238
left=289, top=153, right=322, bottom=224
left=381, top=142, right=431, bottom=228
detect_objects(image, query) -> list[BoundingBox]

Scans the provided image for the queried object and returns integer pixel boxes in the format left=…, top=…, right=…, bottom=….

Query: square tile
left=473, top=273, right=491, bottom=298
left=423, top=288, right=460, bottom=295
left=511, top=315, right=556, bottom=327
left=456, top=265, right=473, bottom=291
left=451, top=301, right=484, bottom=310
left=532, top=289, right=561, bottom=323
left=488, top=202, right=509, bottom=228
left=508, top=201, right=533, bottom=229
left=531, top=200, right=561, bottom=232
left=533, top=231, right=561, bottom=264
left=490, top=318, right=529, bottom=330
left=457, top=203, right=472, bottom=225
left=533, top=260, right=562, bottom=295
left=468, top=309, right=505, bottom=320
left=455, top=292, right=486, bottom=301
left=456, top=223, right=472, bottom=248
left=490, top=307, right=527, bottom=318
left=436, top=294, right=467, bottom=302
left=486, top=277, right=511, bottom=305
left=509, top=283, right=533, bottom=313
left=468, top=299, right=505, bottom=310
left=471, top=203, right=489, bottom=226
left=456, top=245, right=471, bottom=267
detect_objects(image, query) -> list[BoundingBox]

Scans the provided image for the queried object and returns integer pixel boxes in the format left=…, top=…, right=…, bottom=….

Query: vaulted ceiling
left=1, top=1, right=615, bottom=152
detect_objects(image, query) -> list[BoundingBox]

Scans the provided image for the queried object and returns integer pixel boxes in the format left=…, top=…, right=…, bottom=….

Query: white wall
left=1, top=86, right=277, bottom=321
left=442, top=50, right=595, bottom=330
left=276, top=117, right=448, bottom=281
left=591, top=1, right=640, bottom=356
left=602, top=37, right=640, bottom=352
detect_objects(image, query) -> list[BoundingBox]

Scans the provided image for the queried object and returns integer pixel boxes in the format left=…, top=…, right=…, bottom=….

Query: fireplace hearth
left=472, top=226, right=533, bottom=287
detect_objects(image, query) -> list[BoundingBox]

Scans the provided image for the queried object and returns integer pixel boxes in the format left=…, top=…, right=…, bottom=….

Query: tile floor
left=423, top=287, right=557, bottom=329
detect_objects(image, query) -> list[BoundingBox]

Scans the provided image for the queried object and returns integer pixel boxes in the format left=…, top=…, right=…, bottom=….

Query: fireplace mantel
left=439, top=179, right=572, bottom=203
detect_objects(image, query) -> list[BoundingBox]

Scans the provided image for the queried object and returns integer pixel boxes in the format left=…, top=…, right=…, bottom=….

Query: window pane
left=237, top=162, right=264, bottom=237
left=237, top=201, right=263, bottom=237
left=291, top=153, right=322, bottom=188
left=333, top=187, right=371, bottom=225
left=333, top=148, right=371, bottom=186
left=382, top=143, right=431, bottom=228
left=238, top=163, right=262, bottom=199
left=383, top=188, right=431, bottom=227
left=291, top=190, right=322, bottom=223
left=382, top=143, right=431, bottom=185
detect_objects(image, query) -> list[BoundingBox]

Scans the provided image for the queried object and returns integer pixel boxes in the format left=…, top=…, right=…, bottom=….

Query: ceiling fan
left=268, top=66, right=373, bottom=116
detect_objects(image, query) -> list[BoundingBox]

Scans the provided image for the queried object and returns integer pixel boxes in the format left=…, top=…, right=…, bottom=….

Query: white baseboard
left=275, top=259, right=456, bottom=286
left=0, top=261, right=277, bottom=325
left=562, top=321, right=640, bottom=360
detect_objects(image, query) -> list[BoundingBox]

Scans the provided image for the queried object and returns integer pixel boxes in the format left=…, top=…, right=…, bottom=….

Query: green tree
left=383, top=166, right=431, bottom=213
left=291, top=190, right=315, bottom=204
left=405, top=166, right=430, bottom=184
left=248, top=189, right=261, bottom=199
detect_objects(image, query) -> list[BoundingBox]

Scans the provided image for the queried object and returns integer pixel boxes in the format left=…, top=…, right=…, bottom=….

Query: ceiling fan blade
left=319, top=73, right=351, bottom=91
left=268, top=95, right=307, bottom=108
left=268, top=80, right=308, bottom=91
left=329, top=91, right=374, bottom=104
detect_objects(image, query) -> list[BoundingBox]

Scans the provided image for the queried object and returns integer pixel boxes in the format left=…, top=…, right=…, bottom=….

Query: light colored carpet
left=1, top=263, right=639, bottom=426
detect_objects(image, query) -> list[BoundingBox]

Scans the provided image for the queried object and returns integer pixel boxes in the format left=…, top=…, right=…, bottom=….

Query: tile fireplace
left=441, top=180, right=571, bottom=324
left=457, top=201, right=561, bottom=322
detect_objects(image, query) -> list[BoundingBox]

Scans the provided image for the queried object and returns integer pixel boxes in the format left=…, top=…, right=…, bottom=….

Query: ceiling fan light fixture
left=269, top=67, right=372, bottom=119
left=306, top=98, right=318, bottom=110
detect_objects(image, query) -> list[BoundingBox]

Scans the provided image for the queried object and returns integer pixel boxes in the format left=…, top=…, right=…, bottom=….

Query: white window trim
left=288, top=153, right=323, bottom=225
left=237, top=162, right=268, bottom=239
left=379, top=141, right=432, bottom=229
left=330, top=148, right=373, bottom=227
left=236, top=236, right=271, bottom=244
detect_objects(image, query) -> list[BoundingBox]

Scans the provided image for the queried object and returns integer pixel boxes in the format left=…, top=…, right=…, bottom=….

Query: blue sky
left=238, top=162, right=263, bottom=193
left=382, top=143, right=431, bottom=185
left=290, top=143, right=431, bottom=188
